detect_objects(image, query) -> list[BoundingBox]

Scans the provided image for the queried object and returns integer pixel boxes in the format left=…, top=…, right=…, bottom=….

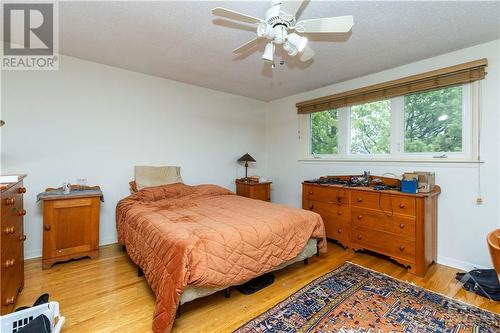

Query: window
left=404, top=86, right=463, bottom=153
left=300, top=83, right=475, bottom=161
left=311, top=109, right=339, bottom=155
left=350, top=100, right=391, bottom=154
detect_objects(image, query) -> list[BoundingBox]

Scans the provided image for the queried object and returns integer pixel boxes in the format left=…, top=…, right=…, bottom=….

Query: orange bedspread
left=116, top=183, right=326, bottom=332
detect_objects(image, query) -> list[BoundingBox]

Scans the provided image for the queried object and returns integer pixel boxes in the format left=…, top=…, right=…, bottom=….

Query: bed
left=116, top=182, right=326, bottom=333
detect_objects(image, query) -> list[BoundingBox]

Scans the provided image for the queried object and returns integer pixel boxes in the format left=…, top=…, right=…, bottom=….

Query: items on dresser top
left=38, top=186, right=103, bottom=269
left=236, top=179, right=272, bottom=202
left=0, top=175, right=27, bottom=314
left=302, top=175, right=440, bottom=276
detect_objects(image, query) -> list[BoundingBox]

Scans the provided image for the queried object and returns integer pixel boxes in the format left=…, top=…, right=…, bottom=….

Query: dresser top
left=303, top=182, right=441, bottom=198
left=0, top=174, right=27, bottom=192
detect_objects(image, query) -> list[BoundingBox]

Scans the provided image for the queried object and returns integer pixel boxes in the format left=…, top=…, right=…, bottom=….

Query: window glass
left=311, top=109, right=339, bottom=155
left=350, top=100, right=391, bottom=154
left=404, top=86, right=463, bottom=153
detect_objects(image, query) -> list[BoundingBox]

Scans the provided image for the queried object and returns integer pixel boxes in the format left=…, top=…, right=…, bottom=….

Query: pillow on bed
left=135, top=166, right=183, bottom=191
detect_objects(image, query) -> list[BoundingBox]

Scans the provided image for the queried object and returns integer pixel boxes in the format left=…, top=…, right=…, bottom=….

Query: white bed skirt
left=180, top=238, right=318, bottom=305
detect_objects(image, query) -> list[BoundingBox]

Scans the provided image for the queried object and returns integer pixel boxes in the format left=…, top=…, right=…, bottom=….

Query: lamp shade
left=237, top=153, right=256, bottom=163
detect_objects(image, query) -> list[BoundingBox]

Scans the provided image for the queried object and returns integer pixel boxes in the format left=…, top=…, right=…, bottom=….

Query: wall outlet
left=476, top=197, right=483, bottom=205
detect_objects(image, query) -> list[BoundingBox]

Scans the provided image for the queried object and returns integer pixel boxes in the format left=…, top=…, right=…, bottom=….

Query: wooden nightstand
left=235, top=179, right=271, bottom=202
left=38, top=186, right=103, bottom=269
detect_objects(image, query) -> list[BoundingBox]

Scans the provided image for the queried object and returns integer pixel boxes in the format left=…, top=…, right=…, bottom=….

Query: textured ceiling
left=58, top=1, right=500, bottom=101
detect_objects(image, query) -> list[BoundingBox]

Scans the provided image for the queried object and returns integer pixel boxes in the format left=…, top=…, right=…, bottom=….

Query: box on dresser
left=0, top=175, right=27, bottom=314
left=303, top=175, right=440, bottom=276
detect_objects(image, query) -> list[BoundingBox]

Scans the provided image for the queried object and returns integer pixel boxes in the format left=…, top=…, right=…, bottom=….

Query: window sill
left=298, top=157, right=484, bottom=165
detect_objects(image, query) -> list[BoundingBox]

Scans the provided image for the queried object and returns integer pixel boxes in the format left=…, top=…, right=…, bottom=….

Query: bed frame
left=129, top=238, right=319, bottom=316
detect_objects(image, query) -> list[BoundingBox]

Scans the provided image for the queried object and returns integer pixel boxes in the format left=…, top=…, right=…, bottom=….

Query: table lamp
left=237, top=153, right=256, bottom=181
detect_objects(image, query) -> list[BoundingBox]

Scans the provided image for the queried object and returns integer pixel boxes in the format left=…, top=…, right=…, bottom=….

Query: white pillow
left=134, top=166, right=182, bottom=191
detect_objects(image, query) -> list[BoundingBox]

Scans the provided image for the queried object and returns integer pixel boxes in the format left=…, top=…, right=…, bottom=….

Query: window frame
left=299, top=82, right=478, bottom=162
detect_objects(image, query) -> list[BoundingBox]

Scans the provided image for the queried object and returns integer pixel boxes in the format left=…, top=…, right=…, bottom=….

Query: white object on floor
left=0, top=301, right=65, bottom=333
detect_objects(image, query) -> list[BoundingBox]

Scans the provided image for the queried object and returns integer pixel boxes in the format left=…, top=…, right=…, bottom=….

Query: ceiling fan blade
left=212, top=7, right=261, bottom=24
left=300, top=15, right=354, bottom=33
left=280, top=0, right=307, bottom=18
left=233, top=38, right=260, bottom=54
left=300, top=44, right=315, bottom=62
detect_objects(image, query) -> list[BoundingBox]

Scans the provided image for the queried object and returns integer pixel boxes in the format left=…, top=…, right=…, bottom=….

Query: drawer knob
left=309, top=191, right=313, bottom=195
left=309, top=204, right=314, bottom=210
left=337, top=228, right=342, bottom=233
left=5, top=198, right=15, bottom=206
left=337, top=211, right=342, bottom=216
left=357, top=215, right=363, bottom=220
left=357, top=197, right=363, bottom=202
left=399, top=245, right=405, bottom=251
left=19, top=235, right=27, bottom=242
left=18, top=209, right=27, bottom=216
left=3, top=226, right=15, bottom=235
left=399, top=223, right=405, bottom=229
left=44, top=224, right=51, bottom=231
left=399, top=203, right=406, bottom=209
left=357, top=234, right=362, bottom=240
left=18, top=187, right=27, bottom=194
left=4, top=296, right=15, bottom=306
left=4, top=259, right=15, bottom=268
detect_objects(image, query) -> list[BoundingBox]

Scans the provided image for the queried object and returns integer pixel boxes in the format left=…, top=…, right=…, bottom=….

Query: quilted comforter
left=116, top=183, right=326, bottom=332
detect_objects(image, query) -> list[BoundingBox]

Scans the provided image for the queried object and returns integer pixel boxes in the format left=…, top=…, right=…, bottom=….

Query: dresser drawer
left=351, top=207, right=416, bottom=239
left=1, top=183, right=25, bottom=220
left=350, top=190, right=416, bottom=216
left=308, top=201, right=349, bottom=242
left=1, top=217, right=24, bottom=257
left=1, top=272, right=19, bottom=314
left=351, top=227, right=416, bottom=263
left=304, top=185, right=348, bottom=205
left=1, top=239, right=23, bottom=313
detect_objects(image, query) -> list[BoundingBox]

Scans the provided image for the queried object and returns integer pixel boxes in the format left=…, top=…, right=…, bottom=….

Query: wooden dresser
left=236, top=180, right=272, bottom=202
left=39, top=186, right=102, bottom=269
left=0, top=175, right=27, bottom=314
left=303, top=176, right=440, bottom=276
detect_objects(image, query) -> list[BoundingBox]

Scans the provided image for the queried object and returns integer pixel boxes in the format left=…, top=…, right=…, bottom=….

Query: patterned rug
left=235, top=262, right=500, bottom=333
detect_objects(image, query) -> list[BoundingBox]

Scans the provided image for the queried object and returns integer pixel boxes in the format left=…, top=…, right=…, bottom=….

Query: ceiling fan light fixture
left=262, top=42, right=275, bottom=62
left=287, top=33, right=308, bottom=53
left=283, top=41, right=298, bottom=56
left=257, top=22, right=275, bottom=39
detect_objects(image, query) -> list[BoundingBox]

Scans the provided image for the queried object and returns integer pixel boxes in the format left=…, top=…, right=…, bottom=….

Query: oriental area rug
left=234, top=262, right=500, bottom=333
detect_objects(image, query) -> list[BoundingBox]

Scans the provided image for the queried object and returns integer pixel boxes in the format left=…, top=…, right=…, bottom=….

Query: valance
left=296, top=58, right=487, bottom=114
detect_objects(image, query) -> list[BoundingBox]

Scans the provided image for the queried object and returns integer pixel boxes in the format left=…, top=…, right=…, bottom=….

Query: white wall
left=1, top=55, right=267, bottom=259
left=265, top=40, right=500, bottom=270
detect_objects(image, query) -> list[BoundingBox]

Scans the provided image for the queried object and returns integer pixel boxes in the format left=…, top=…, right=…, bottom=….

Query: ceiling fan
left=212, top=0, right=353, bottom=65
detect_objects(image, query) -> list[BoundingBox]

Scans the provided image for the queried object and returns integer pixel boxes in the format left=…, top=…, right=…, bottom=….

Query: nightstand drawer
left=236, top=180, right=271, bottom=202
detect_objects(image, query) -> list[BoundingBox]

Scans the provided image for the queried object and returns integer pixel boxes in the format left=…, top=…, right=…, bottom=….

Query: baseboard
left=437, top=256, right=489, bottom=272
left=24, top=238, right=118, bottom=260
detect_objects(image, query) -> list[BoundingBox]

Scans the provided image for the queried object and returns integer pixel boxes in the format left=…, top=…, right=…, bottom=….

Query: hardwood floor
left=17, top=242, right=500, bottom=332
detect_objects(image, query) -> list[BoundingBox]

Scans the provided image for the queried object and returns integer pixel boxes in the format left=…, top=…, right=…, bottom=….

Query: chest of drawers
left=0, top=175, right=27, bottom=314
left=303, top=177, right=440, bottom=276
